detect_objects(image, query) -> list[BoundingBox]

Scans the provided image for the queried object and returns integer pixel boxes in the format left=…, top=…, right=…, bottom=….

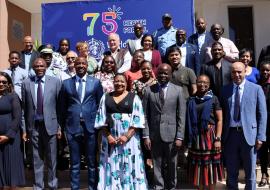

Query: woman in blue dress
left=239, top=48, right=260, bottom=83
left=95, top=73, right=147, bottom=190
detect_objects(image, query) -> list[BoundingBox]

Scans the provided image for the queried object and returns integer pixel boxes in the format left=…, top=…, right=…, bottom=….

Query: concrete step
left=18, top=167, right=270, bottom=189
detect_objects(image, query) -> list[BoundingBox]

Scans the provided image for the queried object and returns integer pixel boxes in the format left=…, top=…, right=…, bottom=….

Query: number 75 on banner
left=83, top=12, right=118, bottom=36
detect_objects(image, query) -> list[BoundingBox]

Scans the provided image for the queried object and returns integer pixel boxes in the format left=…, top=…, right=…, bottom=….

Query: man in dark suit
left=166, top=29, right=200, bottom=75
left=20, top=36, right=40, bottom=73
left=221, top=62, right=267, bottom=190
left=22, top=58, right=62, bottom=190
left=59, top=57, right=103, bottom=190
left=200, top=42, right=232, bottom=98
left=188, top=18, right=212, bottom=54
left=143, top=64, right=186, bottom=190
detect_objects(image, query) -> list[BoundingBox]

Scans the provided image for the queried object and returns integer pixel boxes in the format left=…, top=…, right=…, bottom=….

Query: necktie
left=159, top=87, right=165, bottom=107
left=11, top=68, right=15, bottom=82
left=36, top=78, right=43, bottom=116
left=77, top=79, right=83, bottom=102
left=233, top=86, right=240, bottom=121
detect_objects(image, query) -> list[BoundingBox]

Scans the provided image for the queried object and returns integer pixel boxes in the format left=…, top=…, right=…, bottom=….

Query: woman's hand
left=214, top=141, right=221, bottom=151
left=0, top=136, right=9, bottom=144
left=107, top=135, right=118, bottom=146
left=118, top=135, right=129, bottom=145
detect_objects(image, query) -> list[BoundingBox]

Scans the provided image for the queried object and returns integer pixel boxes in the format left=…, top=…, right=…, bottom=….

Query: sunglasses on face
left=0, top=80, right=8, bottom=84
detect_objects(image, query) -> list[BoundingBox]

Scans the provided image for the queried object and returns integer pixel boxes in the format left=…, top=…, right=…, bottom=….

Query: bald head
left=23, top=36, right=33, bottom=52
left=231, top=62, right=246, bottom=85
left=134, top=23, right=144, bottom=38
left=196, top=18, right=207, bottom=34
left=157, top=64, right=172, bottom=85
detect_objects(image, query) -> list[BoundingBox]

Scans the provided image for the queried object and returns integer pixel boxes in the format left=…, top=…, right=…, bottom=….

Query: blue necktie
left=77, top=79, right=83, bottom=102
left=233, top=86, right=240, bottom=121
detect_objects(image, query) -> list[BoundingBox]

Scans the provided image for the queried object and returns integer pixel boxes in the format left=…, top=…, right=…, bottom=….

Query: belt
left=230, top=126, right=243, bottom=132
left=80, top=118, right=85, bottom=123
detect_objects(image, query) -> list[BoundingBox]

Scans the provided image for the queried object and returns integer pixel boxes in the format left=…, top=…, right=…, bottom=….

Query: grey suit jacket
left=22, top=75, right=61, bottom=136
left=142, top=82, right=186, bottom=143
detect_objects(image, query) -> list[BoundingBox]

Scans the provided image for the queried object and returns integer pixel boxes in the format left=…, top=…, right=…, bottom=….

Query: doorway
left=228, top=7, right=255, bottom=65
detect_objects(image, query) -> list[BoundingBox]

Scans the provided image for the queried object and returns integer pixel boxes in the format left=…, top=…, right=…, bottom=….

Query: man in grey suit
left=143, top=64, right=186, bottom=190
left=221, top=62, right=267, bottom=190
left=22, top=58, right=62, bottom=190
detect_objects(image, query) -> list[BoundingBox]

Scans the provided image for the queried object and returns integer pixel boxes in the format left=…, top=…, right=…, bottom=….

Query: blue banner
left=42, top=0, right=194, bottom=60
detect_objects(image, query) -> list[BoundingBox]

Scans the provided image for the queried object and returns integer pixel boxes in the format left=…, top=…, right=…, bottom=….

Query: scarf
left=186, top=90, right=213, bottom=145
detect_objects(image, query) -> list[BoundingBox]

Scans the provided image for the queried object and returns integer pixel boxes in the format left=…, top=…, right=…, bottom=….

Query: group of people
left=0, top=13, right=270, bottom=190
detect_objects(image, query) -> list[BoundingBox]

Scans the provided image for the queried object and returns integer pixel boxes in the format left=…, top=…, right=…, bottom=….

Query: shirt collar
left=176, top=41, right=187, bottom=48
left=233, top=79, right=246, bottom=89
left=158, top=82, right=169, bottom=88
left=76, top=74, right=87, bottom=82
left=35, top=75, right=45, bottom=83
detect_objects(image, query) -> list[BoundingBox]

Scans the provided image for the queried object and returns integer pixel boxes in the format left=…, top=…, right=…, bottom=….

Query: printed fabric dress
left=186, top=91, right=223, bottom=187
left=95, top=92, right=148, bottom=190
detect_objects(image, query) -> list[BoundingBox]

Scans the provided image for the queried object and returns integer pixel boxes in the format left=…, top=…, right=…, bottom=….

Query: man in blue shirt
left=153, top=13, right=177, bottom=62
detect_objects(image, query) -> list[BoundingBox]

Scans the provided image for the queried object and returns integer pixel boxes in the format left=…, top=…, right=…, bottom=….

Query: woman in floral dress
left=95, top=73, right=148, bottom=190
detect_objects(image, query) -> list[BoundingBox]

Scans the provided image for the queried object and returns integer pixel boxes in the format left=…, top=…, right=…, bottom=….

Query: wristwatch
left=214, top=136, right=221, bottom=142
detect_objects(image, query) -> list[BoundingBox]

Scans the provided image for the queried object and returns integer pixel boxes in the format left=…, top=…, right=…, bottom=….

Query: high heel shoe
left=258, top=176, right=269, bottom=187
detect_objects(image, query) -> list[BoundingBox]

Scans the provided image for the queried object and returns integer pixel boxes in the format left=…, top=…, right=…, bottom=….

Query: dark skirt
left=0, top=132, right=25, bottom=187
left=187, top=124, right=223, bottom=187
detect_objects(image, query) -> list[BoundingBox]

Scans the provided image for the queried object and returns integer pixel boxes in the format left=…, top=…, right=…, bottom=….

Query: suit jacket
left=200, top=59, right=232, bottom=97
left=142, top=82, right=186, bottom=143
left=166, top=43, right=200, bottom=75
left=188, top=31, right=212, bottom=51
left=22, top=75, right=61, bottom=136
left=59, top=75, right=103, bottom=134
left=20, top=50, right=40, bottom=70
left=127, top=37, right=141, bottom=55
left=220, top=80, right=267, bottom=146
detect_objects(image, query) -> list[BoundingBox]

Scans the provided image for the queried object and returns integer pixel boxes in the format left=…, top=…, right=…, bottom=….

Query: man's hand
left=256, top=140, right=263, bottom=150
left=144, top=138, right=151, bottom=150
left=0, top=136, right=9, bottom=144
left=175, top=139, right=183, bottom=149
left=22, top=132, right=28, bottom=142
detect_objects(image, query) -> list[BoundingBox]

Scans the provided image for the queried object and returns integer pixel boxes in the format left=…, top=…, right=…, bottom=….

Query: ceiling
left=8, top=0, right=89, bottom=13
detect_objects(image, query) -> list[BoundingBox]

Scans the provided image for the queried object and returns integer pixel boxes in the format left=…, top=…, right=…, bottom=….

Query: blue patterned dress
left=95, top=92, right=148, bottom=190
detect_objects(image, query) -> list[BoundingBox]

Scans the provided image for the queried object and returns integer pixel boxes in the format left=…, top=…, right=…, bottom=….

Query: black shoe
left=258, top=177, right=269, bottom=187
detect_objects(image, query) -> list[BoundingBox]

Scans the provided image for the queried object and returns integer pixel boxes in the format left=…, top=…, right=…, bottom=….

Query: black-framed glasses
left=0, top=80, right=8, bottom=84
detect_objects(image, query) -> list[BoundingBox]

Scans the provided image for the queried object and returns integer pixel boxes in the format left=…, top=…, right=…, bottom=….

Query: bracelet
left=124, top=133, right=131, bottom=140
left=214, top=136, right=221, bottom=142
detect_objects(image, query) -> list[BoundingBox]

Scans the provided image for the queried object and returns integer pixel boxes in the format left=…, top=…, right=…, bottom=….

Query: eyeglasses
left=0, top=80, right=8, bottom=84
left=196, top=81, right=210, bottom=84
left=104, top=61, right=115, bottom=64
left=67, top=57, right=76, bottom=61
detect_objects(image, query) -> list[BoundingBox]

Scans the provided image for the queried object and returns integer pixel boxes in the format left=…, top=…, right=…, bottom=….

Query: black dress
left=0, top=93, right=25, bottom=186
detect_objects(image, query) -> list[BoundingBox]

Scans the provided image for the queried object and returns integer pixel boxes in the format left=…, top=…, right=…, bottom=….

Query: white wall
left=195, top=0, right=270, bottom=62
left=31, top=13, right=42, bottom=46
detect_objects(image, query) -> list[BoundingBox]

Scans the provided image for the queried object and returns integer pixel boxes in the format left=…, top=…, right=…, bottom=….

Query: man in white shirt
left=127, top=23, right=144, bottom=55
